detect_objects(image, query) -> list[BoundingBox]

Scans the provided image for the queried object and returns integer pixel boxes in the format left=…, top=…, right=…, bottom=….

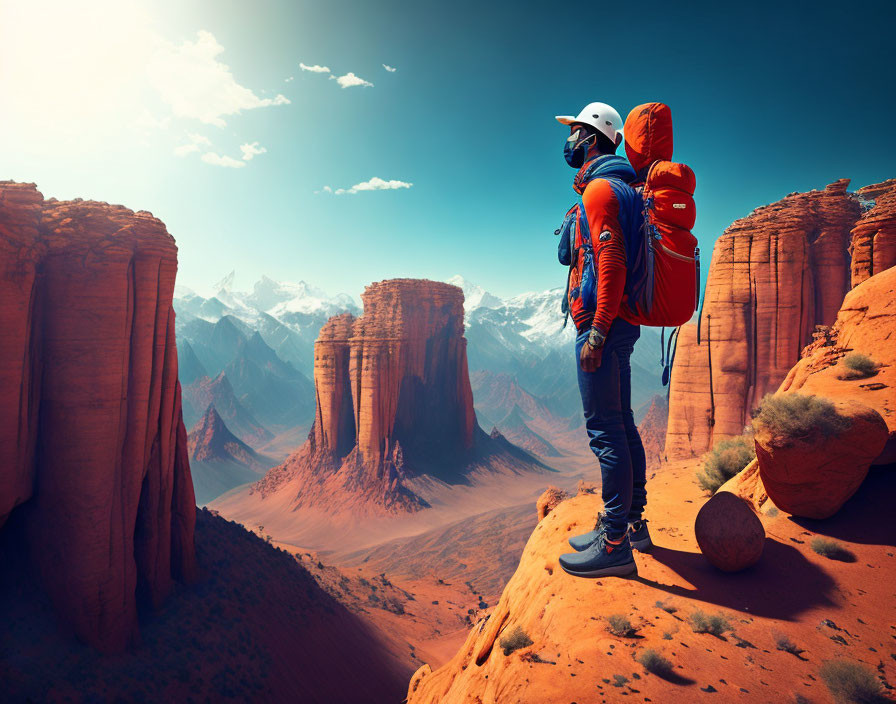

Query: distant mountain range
left=173, top=272, right=666, bottom=500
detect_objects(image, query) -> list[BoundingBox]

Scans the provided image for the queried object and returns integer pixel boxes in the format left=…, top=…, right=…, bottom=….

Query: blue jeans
left=575, top=319, right=647, bottom=538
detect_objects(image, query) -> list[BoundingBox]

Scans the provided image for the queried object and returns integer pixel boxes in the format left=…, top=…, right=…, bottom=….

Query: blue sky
left=1, top=0, right=893, bottom=299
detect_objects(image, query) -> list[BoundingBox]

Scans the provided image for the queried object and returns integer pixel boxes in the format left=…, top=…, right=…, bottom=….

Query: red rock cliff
left=850, top=179, right=896, bottom=286
left=251, top=279, right=479, bottom=516
left=0, top=182, right=197, bottom=652
left=665, top=180, right=862, bottom=459
left=346, top=279, right=475, bottom=466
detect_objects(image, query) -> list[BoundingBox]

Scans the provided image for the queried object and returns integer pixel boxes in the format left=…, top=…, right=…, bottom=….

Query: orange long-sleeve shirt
left=574, top=178, right=628, bottom=335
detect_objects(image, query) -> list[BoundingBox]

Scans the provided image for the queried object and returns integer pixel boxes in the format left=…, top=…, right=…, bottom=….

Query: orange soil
left=407, top=458, right=896, bottom=703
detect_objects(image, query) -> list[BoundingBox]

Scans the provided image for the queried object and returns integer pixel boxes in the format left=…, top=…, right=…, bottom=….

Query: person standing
left=553, top=102, right=652, bottom=578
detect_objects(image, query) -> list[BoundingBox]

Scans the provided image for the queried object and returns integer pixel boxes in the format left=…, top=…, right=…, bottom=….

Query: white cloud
left=173, top=132, right=212, bottom=156
left=147, top=30, right=290, bottom=127
left=240, top=142, right=267, bottom=161
left=321, top=177, right=413, bottom=195
left=174, top=143, right=200, bottom=157
left=383, top=64, right=397, bottom=72
left=201, top=151, right=246, bottom=168
left=285, top=76, right=294, bottom=82
left=300, top=62, right=331, bottom=74
left=330, top=72, right=373, bottom=89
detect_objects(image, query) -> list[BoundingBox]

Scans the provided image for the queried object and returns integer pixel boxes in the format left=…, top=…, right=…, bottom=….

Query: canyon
left=213, top=278, right=554, bottom=549
left=4, top=172, right=893, bottom=703
left=0, top=183, right=416, bottom=702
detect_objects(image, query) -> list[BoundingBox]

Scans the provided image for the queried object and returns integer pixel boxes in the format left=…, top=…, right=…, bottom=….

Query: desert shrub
left=612, top=674, right=629, bottom=688
left=811, top=538, right=857, bottom=563
left=662, top=631, right=673, bottom=640
left=820, top=660, right=888, bottom=703
left=499, top=626, right=533, bottom=656
left=840, top=353, right=879, bottom=380
left=637, top=649, right=675, bottom=677
left=697, top=436, right=756, bottom=493
left=655, top=600, right=677, bottom=614
left=751, top=393, right=849, bottom=446
left=607, top=614, right=636, bottom=637
left=774, top=632, right=803, bottom=655
left=689, top=610, right=732, bottom=637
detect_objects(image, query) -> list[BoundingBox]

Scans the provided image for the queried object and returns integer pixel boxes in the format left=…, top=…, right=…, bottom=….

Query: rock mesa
left=250, top=279, right=488, bottom=515
left=0, top=182, right=196, bottom=652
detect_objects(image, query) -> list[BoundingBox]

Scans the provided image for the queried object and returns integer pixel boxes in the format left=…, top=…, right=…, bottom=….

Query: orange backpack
left=620, top=102, right=699, bottom=329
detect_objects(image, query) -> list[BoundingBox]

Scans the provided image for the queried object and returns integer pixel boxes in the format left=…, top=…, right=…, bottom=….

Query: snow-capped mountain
left=448, top=274, right=665, bottom=420
left=174, top=272, right=665, bottom=428
left=174, top=274, right=360, bottom=377
left=446, top=275, right=503, bottom=310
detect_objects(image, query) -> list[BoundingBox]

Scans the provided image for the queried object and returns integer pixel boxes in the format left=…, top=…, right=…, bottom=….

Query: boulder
left=753, top=397, right=888, bottom=519
left=695, top=461, right=766, bottom=572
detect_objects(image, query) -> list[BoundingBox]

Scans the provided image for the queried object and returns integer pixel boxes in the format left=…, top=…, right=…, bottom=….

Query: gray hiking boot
left=568, top=514, right=608, bottom=552
left=628, top=519, right=653, bottom=552
left=559, top=531, right=638, bottom=578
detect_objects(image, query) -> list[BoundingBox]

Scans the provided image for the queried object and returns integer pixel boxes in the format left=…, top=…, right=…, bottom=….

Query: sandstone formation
left=637, top=394, right=668, bottom=469
left=238, top=279, right=541, bottom=518
left=666, top=180, right=865, bottom=459
left=850, top=179, right=896, bottom=286
left=753, top=397, right=888, bottom=519
left=406, top=458, right=896, bottom=703
left=341, top=279, right=476, bottom=466
left=780, top=264, right=896, bottom=463
left=0, top=182, right=197, bottom=652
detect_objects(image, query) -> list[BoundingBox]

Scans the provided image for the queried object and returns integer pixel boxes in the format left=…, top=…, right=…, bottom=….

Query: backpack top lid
left=624, top=103, right=673, bottom=175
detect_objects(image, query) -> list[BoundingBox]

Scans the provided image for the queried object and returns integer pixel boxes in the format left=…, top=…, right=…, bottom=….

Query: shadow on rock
left=787, top=465, right=896, bottom=547
left=638, top=538, right=836, bottom=621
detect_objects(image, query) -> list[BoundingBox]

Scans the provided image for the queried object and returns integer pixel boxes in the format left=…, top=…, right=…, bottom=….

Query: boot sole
left=630, top=537, right=653, bottom=552
left=560, top=561, right=638, bottom=579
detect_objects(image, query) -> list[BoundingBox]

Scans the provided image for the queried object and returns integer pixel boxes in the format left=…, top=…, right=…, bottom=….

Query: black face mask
left=563, top=128, right=595, bottom=169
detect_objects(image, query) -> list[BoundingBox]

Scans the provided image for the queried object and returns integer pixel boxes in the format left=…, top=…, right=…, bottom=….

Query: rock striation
left=251, top=279, right=486, bottom=516
left=0, top=182, right=197, bottom=652
left=780, top=264, right=896, bottom=463
left=637, top=394, right=669, bottom=469
left=850, top=179, right=896, bottom=286
left=666, top=180, right=866, bottom=459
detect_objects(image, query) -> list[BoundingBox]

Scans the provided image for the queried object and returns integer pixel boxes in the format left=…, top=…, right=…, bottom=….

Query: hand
left=580, top=339, right=604, bottom=372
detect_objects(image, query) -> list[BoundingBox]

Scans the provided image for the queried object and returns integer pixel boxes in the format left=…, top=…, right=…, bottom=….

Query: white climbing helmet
left=555, top=102, right=624, bottom=147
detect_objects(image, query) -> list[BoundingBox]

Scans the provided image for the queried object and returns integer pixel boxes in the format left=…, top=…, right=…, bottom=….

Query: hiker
left=554, top=102, right=651, bottom=579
